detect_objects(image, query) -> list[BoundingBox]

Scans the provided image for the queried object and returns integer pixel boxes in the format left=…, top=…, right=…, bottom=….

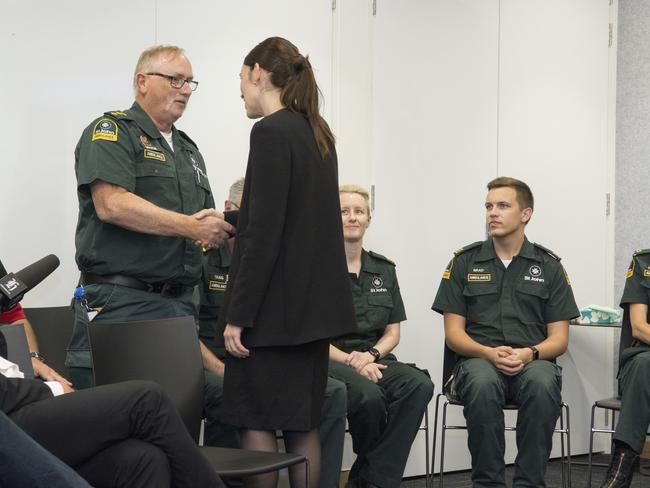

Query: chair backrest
left=23, top=306, right=73, bottom=379
left=0, top=324, right=35, bottom=378
left=88, top=316, right=204, bottom=443
left=619, top=304, right=635, bottom=362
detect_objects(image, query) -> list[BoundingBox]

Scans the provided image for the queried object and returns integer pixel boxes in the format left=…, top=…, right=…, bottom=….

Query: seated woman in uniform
left=329, top=185, right=434, bottom=488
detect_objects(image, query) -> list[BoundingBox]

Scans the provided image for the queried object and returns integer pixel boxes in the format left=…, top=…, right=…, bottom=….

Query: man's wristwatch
left=528, top=346, right=539, bottom=361
left=30, top=351, right=46, bottom=363
left=367, top=347, right=381, bottom=362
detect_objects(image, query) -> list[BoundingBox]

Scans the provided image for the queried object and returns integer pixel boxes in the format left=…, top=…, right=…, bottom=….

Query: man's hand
left=224, top=324, right=250, bottom=359
left=32, top=359, right=73, bottom=386
left=191, top=209, right=234, bottom=250
left=485, top=345, right=524, bottom=376
left=358, top=363, right=387, bottom=383
left=509, top=347, right=534, bottom=366
left=345, top=350, right=375, bottom=372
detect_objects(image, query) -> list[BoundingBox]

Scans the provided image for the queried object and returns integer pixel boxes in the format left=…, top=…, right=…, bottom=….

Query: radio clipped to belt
left=74, top=285, right=101, bottom=322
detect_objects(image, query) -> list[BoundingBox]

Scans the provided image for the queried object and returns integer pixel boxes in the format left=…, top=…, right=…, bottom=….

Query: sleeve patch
left=564, top=267, right=572, bottom=286
left=627, top=259, right=635, bottom=279
left=92, top=118, right=118, bottom=142
left=442, top=259, right=454, bottom=280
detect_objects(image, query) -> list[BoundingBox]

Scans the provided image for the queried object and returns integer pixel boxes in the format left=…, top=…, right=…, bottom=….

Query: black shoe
left=599, top=445, right=639, bottom=488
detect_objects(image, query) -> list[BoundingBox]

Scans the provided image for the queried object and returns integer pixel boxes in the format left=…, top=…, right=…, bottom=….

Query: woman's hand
left=224, top=324, right=250, bottom=358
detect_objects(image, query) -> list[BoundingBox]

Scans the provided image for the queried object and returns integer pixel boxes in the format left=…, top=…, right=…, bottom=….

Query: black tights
left=240, top=428, right=320, bottom=488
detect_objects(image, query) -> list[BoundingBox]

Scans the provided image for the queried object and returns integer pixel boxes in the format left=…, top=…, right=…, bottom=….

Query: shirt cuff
left=45, top=381, right=64, bottom=397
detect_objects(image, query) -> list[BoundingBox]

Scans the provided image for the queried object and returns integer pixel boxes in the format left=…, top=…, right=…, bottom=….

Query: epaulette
left=103, top=110, right=131, bottom=119
left=368, top=250, right=395, bottom=266
left=178, top=130, right=198, bottom=149
left=453, top=241, right=482, bottom=256
left=633, top=248, right=650, bottom=257
left=534, top=243, right=561, bottom=261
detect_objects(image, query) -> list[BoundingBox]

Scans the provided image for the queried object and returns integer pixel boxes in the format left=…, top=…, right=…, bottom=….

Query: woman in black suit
left=216, top=37, right=356, bottom=488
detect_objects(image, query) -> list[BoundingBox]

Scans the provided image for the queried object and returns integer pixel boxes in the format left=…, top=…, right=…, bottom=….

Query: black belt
left=81, top=272, right=192, bottom=297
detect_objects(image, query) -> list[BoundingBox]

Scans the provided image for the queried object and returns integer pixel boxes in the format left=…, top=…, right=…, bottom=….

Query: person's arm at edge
left=199, top=340, right=225, bottom=377
left=630, top=303, right=650, bottom=345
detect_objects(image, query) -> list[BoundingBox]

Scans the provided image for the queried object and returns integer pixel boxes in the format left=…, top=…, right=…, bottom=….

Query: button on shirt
left=432, top=238, right=579, bottom=348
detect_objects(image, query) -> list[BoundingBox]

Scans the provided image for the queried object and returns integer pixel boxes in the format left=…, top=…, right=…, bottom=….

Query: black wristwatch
left=30, top=351, right=46, bottom=363
left=367, top=347, right=381, bottom=362
left=528, top=346, right=539, bottom=361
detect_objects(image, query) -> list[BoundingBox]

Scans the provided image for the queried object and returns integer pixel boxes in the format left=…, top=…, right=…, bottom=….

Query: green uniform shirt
left=432, top=237, right=579, bottom=348
left=619, top=249, right=650, bottom=364
left=198, top=244, right=231, bottom=354
left=332, top=250, right=406, bottom=353
left=74, top=102, right=213, bottom=285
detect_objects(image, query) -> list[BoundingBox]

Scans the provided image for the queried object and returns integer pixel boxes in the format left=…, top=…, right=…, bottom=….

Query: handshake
left=189, top=208, right=238, bottom=250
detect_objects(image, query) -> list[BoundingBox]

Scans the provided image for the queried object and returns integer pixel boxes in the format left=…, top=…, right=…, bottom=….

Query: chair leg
left=431, top=393, right=442, bottom=488
left=424, top=408, right=431, bottom=488
left=305, top=457, right=310, bottom=488
left=565, top=403, right=571, bottom=488
left=440, top=401, right=449, bottom=488
left=587, top=403, right=597, bottom=488
left=560, top=404, right=566, bottom=488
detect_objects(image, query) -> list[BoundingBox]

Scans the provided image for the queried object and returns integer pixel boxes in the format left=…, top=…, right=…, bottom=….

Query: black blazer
left=216, top=109, right=356, bottom=347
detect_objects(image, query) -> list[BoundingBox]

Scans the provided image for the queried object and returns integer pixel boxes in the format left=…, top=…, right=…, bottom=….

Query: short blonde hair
left=133, top=45, right=186, bottom=91
left=339, top=184, right=371, bottom=216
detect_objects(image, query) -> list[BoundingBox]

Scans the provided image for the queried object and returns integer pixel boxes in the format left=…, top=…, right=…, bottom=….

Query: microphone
left=0, top=255, right=60, bottom=312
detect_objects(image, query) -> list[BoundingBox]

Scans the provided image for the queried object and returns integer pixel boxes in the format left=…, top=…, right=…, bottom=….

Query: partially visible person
left=2, top=325, right=224, bottom=488
left=0, top=410, right=91, bottom=488
left=598, top=249, right=650, bottom=488
left=216, top=37, right=357, bottom=488
left=329, top=185, right=433, bottom=488
left=67, top=44, right=233, bottom=389
left=432, top=177, right=579, bottom=488
left=1, top=304, right=71, bottom=386
left=199, top=178, right=348, bottom=488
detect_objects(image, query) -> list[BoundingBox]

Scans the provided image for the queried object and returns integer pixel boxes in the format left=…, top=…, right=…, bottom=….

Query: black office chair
left=0, top=324, right=34, bottom=378
left=431, top=344, right=571, bottom=488
left=586, top=305, right=648, bottom=487
left=88, top=316, right=309, bottom=485
left=23, top=306, right=74, bottom=379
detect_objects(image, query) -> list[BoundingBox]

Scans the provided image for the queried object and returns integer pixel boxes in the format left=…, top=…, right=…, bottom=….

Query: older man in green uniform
left=67, top=45, right=233, bottom=388
left=329, top=185, right=433, bottom=488
left=432, top=177, right=579, bottom=488
left=598, top=249, right=650, bottom=487
left=199, top=178, right=348, bottom=488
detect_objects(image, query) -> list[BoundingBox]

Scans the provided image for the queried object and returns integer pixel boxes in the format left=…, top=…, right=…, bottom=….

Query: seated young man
left=328, top=185, right=433, bottom=488
left=1, top=306, right=224, bottom=488
left=432, top=177, right=579, bottom=487
left=599, top=248, right=650, bottom=488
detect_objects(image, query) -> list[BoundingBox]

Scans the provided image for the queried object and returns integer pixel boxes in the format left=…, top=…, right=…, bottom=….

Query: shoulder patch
left=633, top=248, right=650, bottom=257
left=533, top=242, right=561, bottom=261
left=92, top=118, right=118, bottom=142
left=626, top=259, right=635, bottom=279
left=453, top=241, right=482, bottom=256
left=178, top=130, right=198, bottom=149
left=368, top=251, right=396, bottom=266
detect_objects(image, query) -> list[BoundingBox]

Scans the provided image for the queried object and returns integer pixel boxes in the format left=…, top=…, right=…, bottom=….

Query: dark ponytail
left=244, top=37, right=335, bottom=158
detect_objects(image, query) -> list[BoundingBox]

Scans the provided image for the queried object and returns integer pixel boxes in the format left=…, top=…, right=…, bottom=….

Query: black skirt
left=221, top=339, right=329, bottom=431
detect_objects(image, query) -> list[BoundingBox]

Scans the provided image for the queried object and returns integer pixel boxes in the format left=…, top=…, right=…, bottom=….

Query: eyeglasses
left=146, top=72, right=199, bottom=91
left=228, top=201, right=240, bottom=210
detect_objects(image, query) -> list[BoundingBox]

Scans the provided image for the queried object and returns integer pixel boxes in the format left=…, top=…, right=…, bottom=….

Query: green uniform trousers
left=454, top=358, right=562, bottom=488
left=67, top=283, right=196, bottom=389
left=614, top=350, right=650, bottom=453
left=328, top=355, right=433, bottom=488
left=203, top=350, right=348, bottom=488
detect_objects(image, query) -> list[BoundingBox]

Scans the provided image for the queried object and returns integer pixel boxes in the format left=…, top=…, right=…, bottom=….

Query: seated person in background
left=599, top=249, right=650, bottom=488
left=0, top=409, right=91, bottom=488
left=432, top=177, right=579, bottom=487
left=0, top=324, right=224, bottom=488
left=1, top=303, right=70, bottom=386
left=329, top=185, right=433, bottom=488
left=199, top=178, right=348, bottom=488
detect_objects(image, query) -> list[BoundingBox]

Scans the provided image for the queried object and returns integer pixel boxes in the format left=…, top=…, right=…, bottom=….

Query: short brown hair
left=487, top=176, right=534, bottom=211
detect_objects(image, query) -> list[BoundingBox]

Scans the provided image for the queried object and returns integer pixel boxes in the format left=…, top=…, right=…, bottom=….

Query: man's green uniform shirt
left=74, top=102, right=213, bottom=285
left=332, top=250, right=406, bottom=353
left=619, top=249, right=650, bottom=365
left=198, top=244, right=231, bottom=356
left=432, top=237, right=579, bottom=348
